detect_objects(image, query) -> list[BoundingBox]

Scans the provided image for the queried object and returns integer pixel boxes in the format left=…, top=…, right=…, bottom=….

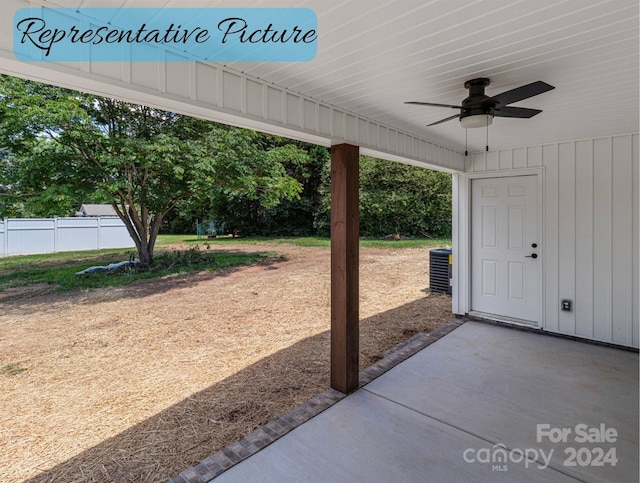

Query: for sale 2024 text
left=537, top=423, right=618, bottom=468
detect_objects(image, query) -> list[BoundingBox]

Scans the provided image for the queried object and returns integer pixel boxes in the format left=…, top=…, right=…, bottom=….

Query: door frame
left=452, top=167, right=545, bottom=327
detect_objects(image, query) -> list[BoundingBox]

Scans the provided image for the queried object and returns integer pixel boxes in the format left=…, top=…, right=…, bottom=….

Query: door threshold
left=468, top=311, right=540, bottom=329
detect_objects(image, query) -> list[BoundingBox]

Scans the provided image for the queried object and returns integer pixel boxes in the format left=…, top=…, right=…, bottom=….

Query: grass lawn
left=0, top=245, right=272, bottom=292
left=157, top=234, right=451, bottom=249
left=0, top=235, right=450, bottom=293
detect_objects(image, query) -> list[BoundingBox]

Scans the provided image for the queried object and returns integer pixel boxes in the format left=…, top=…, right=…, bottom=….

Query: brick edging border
left=168, top=318, right=467, bottom=483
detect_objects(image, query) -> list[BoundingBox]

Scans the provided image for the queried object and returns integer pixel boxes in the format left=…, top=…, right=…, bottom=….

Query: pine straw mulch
left=0, top=243, right=452, bottom=483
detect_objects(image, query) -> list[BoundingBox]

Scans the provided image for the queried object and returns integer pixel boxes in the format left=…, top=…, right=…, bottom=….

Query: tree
left=358, top=156, right=452, bottom=237
left=314, top=156, right=452, bottom=238
left=0, top=75, right=305, bottom=264
left=206, top=141, right=327, bottom=236
left=1, top=137, right=101, bottom=217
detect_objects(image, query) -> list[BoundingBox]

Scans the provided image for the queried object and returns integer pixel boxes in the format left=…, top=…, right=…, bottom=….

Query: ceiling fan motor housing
left=460, top=78, right=494, bottom=121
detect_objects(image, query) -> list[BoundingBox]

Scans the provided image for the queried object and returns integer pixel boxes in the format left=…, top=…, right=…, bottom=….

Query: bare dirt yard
left=0, top=243, right=452, bottom=482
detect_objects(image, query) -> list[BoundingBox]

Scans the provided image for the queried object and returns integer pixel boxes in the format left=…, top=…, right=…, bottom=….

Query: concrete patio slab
left=178, top=321, right=639, bottom=482
left=364, top=322, right=639, bottom=482
left=213, top=387, right=581, bottom=482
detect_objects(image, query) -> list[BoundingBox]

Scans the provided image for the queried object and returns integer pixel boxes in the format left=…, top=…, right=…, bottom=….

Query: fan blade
left=493, top=106, right=542, bottom=118
left=428, top=114, right=460, bottom=126
left=487, top=81, right=554, bottom=107
left=405, top=101, right=462, bottom=109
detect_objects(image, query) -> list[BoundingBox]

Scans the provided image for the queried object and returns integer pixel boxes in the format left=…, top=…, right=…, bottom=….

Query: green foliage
left=0, top=74, right=452, bottom=243
left=163, top=151, right=452, bottom=238
left=314, top=156, right=452, bottom=238
left=200, top=141, right=328, bottom=236
left=0, top=75, right=304, bottom=264
left=358, top=156, right=452, bottom=238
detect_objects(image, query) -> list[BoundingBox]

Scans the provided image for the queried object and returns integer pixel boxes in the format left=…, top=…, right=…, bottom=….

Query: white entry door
left=471, top=175, right=540, bottom=324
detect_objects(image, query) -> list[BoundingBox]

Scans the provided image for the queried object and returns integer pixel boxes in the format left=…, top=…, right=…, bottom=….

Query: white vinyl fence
left=0, top=217, right=135, bottom=258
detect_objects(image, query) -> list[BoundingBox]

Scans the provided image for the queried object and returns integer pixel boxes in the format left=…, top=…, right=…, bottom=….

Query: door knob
left=525, top=253, right=538, bottom=259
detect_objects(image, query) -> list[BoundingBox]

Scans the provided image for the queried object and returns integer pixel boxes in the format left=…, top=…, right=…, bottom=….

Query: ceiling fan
left=405, top=78, right=555, bottom=129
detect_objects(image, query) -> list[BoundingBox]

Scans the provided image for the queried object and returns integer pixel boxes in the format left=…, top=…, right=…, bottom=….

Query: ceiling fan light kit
left=460, top=113, right=493, bottom=129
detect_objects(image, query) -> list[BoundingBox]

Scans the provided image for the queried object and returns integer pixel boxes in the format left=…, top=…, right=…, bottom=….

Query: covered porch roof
left=1, top=0, right=638, bottom=169
left=0, top=3, right=638, bottom=477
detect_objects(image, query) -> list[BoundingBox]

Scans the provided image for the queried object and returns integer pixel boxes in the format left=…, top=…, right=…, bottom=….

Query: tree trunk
left=147, top=214, right=164, bottom=264
left=138, top=241, right=152, bottom=266
left=112, top=201, right=156, bottom=267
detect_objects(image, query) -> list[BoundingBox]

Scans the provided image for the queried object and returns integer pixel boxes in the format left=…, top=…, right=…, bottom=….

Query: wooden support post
left=330, top=143, right=360, bottom=394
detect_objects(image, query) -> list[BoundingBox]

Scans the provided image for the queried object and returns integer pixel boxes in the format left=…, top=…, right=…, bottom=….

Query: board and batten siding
left=462, top=134, right=639, bottom=348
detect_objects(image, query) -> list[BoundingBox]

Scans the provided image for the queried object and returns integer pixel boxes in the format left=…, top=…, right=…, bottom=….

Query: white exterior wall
left=0, top=217, right=135, bottom=257
left=453, top=134, right=639, bottom=348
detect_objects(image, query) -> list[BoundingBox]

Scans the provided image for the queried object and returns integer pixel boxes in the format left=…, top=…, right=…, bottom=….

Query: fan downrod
left=463, top=77, right=491, bottom=96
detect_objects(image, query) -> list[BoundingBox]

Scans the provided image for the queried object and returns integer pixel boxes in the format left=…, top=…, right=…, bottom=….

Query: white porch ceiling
left=237, top=0, right=640, bottom=152
left=1, top=0, right=639, bottom=155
